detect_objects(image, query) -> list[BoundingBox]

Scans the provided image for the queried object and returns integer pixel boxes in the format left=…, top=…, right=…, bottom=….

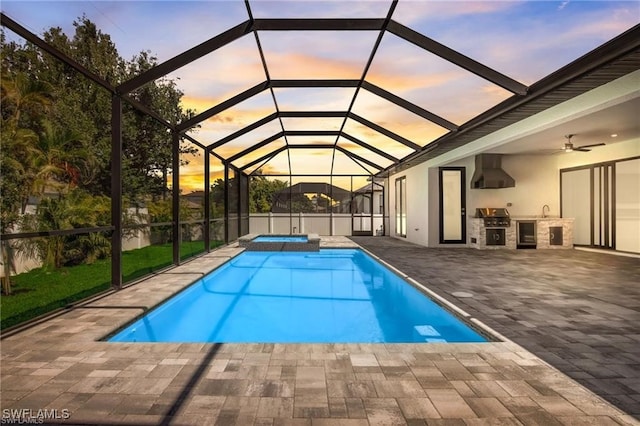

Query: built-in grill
left=475, top=208, right=511, bottom=227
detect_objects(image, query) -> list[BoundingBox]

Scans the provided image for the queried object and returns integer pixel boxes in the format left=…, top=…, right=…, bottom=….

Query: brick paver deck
left=1, top=238, right=638, bottom=425
left=352, top=236, right=640, bottom=421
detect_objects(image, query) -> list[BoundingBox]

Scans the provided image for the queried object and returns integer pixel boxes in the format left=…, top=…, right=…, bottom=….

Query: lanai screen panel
left=286, top=136, right=337, bottom=146
left=245, top=149, right=291, bottom=176
left=332, top=150, right=377, bottom=175
left=391, top=0, right=640, bottom=85
left=258, top=31, right=378, bottom=79
left=179, top=139, right=205, bottom=260
left=231, top=138, right=287, bottom=171
left=351, top=89, right=449, bottom=147
left=287, top=149, right=335, bottom=175
left=189, top=91, right=277, bottom=147
left=0, top=1, right=250, bottom=70
left=4, top=0, right=638, bottom=199
left=336, top=138, right=395, bottom=170
left=165, top=36, right=266, bottom=116
left=281, top=117, right=344, bottom=132
left=273, top=87, right=357, bottom=111
left=342, top=119, right=416, bottom=159
left=368, top=33, right=514, bottom=125
left=215, top=119, right=283, bottom=160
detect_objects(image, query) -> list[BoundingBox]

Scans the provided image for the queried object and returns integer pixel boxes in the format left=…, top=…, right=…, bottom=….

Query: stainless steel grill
left=475, top=208, right=511, bottom=227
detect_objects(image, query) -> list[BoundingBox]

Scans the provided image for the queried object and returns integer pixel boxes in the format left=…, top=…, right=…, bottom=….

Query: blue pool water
left=108, top=249, right=487, bottom=343
left=253, top=235, right=308, bottom=243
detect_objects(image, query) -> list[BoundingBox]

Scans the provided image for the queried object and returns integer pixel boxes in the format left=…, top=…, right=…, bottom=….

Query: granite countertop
left=511, top=216, right=574, bottom=220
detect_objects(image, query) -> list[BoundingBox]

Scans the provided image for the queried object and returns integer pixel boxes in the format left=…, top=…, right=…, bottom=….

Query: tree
left=40, top=18, right=124, bottom=196
left=249, top=174, right=288, bottom=213
left=0, top=17, right=205, bottom=291
left=122, top=51, right=200, bottom=203
left=0, top=72, right=53, bottom=294
left=17, top=189, right=112, bottom=269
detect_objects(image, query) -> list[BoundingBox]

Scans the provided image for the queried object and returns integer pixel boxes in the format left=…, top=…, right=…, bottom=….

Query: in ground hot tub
left=238, top=234, right=320, bottom=251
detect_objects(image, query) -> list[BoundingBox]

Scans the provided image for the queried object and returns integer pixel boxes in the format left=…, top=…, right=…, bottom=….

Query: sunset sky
left=2, top=0, right=638, bottom=191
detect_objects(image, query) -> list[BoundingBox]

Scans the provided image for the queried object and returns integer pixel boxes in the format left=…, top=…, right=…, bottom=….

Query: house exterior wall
left=386, top=71, right=639, bottom=249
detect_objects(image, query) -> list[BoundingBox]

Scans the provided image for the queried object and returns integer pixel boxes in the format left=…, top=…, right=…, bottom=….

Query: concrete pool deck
left=1, top=237, right=638, bottom=425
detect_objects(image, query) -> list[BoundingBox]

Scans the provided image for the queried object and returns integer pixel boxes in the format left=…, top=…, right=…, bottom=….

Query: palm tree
left=1, top=73, right=52, bottom=295
left=31, top=122, right=90, bottom=194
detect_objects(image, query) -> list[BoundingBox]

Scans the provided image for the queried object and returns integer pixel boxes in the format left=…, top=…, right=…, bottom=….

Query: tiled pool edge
left=1, top=238, right=637, bottom=425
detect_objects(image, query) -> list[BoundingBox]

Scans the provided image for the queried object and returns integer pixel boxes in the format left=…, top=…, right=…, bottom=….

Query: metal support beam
left=177, top=82, right=269, bottom=132
left=204, top=152, right=211, bottom=252
left=340, top=133, right=399, bottom=162
left=288, top=144, right=336, bottom=149
left=240, top=145, right=288, bottom=172
left=335, top=145, right=382, bottom=171
left=208, top=113, right=278, bottom=150
left=348, top=113, right=422, bottom=150
left=240, top=145, right=288, bottom=171
left=223, top=163, right=230, bottom=243
left=121, top=95, right=174, bottom=129
left=330, top=1, right=398, bottom=176
left=387, top=20, right=528, bottom=95
left=226, top=132, right=285, bottom=163
left=118, top=21, right=253, bottom=94
left=285, top=130, right=340, bottom=137
left=184, top=134, right=222, bottom=159
left=270, top=79, right=360, bottom=88
left=361, top=81, right=458, bottom=130
left=279, top=111, right=347, bottom=118
left=1, top=13, right=115, bottom=93
left=252, top=18, right=385, bottom=31
left=172, top=131, right=180, bottom=265
left=110, top=96, right=123, bottom=289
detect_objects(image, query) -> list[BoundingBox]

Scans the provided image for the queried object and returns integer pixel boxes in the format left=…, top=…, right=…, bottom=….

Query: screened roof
left=2, top=0, right=638, bottom=182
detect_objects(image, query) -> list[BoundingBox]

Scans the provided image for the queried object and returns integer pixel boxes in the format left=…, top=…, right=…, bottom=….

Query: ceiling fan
left=562, top=134, right=605, bottom=152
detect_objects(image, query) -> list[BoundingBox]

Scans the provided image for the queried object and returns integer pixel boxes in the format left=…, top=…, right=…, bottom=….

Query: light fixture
left=564, top=134, right=575, bottom=152
left=611, top=133, right=618, bottom=138
left=563, top=134, right=605, bottom=152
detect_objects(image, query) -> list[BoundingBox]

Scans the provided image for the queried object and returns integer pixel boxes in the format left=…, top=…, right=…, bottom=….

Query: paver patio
left=1, top=237, right=638, bottom=425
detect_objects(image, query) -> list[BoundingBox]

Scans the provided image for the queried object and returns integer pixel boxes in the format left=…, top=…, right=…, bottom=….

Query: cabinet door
left=549, top=226, right=563, bottom=245
left=486, top=229, right=505, bottom=246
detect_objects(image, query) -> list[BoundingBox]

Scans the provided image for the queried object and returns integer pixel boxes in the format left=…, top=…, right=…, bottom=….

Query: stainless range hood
left=470, top=154, right=515, bottom=189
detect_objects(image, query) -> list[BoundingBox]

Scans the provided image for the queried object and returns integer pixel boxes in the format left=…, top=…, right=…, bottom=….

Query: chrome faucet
left=542, top=204, right=550, bottom=218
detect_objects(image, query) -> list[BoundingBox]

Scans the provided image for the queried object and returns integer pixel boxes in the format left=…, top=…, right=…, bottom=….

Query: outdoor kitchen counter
left=512, top=217, right=575, bottom=249
left=468, top=217, right=574, bottom=249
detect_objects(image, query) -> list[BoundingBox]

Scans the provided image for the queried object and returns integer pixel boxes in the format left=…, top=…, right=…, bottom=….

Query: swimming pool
left=108, top=249, right=487, bottom=343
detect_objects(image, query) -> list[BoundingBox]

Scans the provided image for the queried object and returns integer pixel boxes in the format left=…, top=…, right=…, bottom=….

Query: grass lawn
left=1, top=240, right=218, bottom=330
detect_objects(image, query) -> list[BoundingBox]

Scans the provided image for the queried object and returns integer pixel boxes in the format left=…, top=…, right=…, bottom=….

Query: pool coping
left=1, top=237, right=636, bottom=425
left=239, top=233, right=320, bottom=252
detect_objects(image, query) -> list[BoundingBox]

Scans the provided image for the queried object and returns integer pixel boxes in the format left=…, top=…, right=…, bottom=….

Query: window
left=395, top=177, right=407, bottom=237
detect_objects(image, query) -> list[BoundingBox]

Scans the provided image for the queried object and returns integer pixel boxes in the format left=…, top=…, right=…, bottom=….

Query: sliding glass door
left=561, top=156, right=640, bottom=253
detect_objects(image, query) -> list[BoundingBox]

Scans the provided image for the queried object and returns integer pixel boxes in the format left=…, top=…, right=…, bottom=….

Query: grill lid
left=475, top=208, right=510, bottom=218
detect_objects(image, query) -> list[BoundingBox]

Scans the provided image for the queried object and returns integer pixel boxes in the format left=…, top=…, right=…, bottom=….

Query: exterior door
left=439, top=167, right=466, bottom=244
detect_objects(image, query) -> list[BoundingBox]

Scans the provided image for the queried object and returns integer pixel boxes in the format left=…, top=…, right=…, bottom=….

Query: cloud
left=264, top=52, right=364, bottom=79
left=391, top=1, right=517, bottom=26
left=166, top=37, right=266, bottom=98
